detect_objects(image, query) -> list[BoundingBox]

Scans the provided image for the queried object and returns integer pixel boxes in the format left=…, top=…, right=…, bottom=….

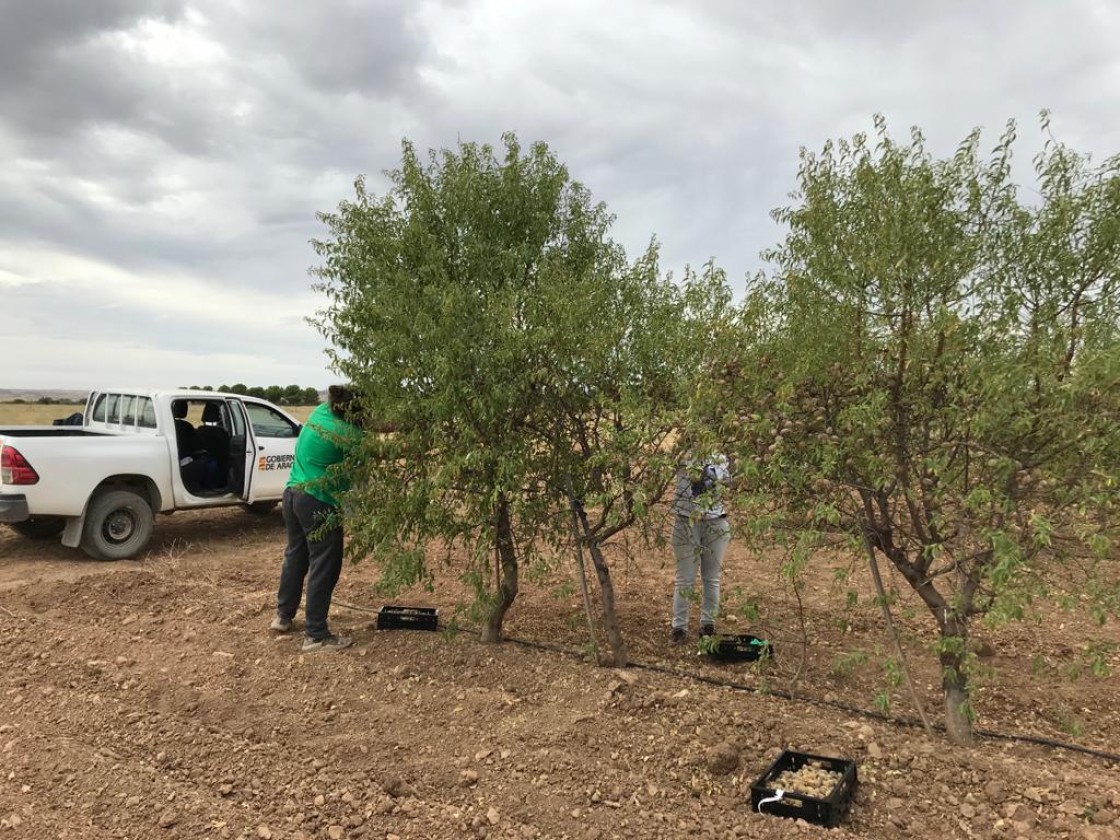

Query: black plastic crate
left=750, top=750, right=857, bottom=827
left=376, top=605, right=439, bottom=632
left=702, top=633, right=773, bottom=662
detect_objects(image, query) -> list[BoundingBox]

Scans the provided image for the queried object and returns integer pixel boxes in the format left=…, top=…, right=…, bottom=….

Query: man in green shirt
left=270, top=385, right=363, bottom=652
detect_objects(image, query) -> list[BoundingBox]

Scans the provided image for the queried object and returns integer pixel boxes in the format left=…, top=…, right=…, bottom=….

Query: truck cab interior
left=172, top=399, right=236, bottom=497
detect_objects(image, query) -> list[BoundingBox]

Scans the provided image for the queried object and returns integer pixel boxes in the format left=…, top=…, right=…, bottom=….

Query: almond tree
left=716, top=115, right=1120, bottom=744
left=312, top=135, right=722, bottom=651
left=528, top=257, right=731, bottom=664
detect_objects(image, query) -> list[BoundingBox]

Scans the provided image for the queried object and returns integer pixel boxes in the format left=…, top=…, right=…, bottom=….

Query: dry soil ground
left=2, top=507, right=1120, bottom=840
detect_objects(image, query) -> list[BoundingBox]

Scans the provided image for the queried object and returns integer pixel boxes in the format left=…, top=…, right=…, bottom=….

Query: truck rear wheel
left=80, top=489, right=154, bottom=561
left=9, top=516, right=65, bottom=539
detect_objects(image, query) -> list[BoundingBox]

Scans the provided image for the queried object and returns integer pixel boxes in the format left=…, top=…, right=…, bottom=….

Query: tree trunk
left=585, top=538, right=628, bottom=667
left=939, top=615, right=974, bottom=746
left=568, top=500, right=601, bottom=658
left=480, top=495, right=518, bottom=643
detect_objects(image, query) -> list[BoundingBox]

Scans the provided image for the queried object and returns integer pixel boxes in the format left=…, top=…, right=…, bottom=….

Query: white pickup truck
left=0, top=389, right=304, bottom=560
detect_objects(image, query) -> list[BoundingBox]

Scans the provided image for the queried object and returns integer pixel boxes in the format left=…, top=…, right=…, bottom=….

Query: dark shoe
left=269, top=615, right=293, bottom=633
left=301, top=634, right=353, bottom=653
left=670, top=627, right=687, bottom=646
left=699, top=624, right=716, bottom=638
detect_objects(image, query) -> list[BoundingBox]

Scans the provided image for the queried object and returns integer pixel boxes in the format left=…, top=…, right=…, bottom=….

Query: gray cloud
left=0, top=0, right=186, bottom=139
left=232, top=1, right=428, bottom=96
left=2, top=0, right=1119, bottom=388
left=0, top=0, right=185, bottom=72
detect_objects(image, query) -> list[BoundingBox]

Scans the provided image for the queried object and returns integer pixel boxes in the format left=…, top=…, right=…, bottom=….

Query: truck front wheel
left=80, top=489, right=154, bottom=561
left=9, top=516, right=66, bottom=539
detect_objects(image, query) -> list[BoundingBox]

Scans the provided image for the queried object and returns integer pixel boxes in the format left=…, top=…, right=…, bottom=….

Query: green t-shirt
left=287, top=402, right=361, bottom=507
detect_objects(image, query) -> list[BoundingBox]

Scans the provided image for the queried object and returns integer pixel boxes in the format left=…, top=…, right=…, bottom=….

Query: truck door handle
left=258, top=445, right=265, bottom=451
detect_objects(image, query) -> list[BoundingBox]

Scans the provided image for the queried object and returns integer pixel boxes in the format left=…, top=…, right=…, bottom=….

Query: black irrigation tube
left=339, top=601, right=1120, bottom=764
left=496, top=632, right=1120, bottom=765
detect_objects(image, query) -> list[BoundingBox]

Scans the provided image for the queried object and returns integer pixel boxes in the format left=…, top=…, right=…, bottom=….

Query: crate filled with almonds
left=749, top=750, right=858, bottom=827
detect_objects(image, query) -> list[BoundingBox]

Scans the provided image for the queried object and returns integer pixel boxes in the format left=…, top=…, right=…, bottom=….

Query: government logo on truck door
left=258, top=454, right=295, bottom=471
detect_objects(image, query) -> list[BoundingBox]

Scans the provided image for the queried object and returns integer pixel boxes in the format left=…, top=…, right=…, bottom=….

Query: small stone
left=985, top=781, right=1006, bottom=802
left=866, top=742, right=883, bottom=759
left=218, top=784, right=234, bottom=796
left=327, top=826, right=344, bottom=840
left=383, top=776, right=415, bottom=798
left=157, top=809, right=178, bottom=829
left=704, top=742, right=739, bottom=776
left=257, top=826, right=273, bottom=839
left=125, top=796, right=141, bottom=807
left=460, top=770, right=479, bottom=787
left=960, top=803, right=976, bottom=819
left=1006, top=802, right=1037, bottom=829
left=487, top=807, right=501, bottom=826
left=1091, top=809, right=1115, bottom=825
left=1056, top=815, right=1084, bottom=833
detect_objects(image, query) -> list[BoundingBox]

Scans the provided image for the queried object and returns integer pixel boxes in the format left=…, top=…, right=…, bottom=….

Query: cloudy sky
left=3, top=0, right=1119, bottom=390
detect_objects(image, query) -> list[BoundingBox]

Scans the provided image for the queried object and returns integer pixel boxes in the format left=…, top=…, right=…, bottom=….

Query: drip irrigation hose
left=335, top=601, right=1120, bottom=765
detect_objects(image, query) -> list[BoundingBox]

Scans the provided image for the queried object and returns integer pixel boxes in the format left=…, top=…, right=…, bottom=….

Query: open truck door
left=230, top=399, right=299, bottom=503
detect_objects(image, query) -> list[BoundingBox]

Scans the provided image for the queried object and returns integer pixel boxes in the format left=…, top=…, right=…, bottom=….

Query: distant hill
left=0, top=389, right=89, bottom=403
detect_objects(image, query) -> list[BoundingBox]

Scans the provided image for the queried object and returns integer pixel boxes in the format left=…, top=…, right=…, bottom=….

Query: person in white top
left=669, top=453, right=731, bottom=645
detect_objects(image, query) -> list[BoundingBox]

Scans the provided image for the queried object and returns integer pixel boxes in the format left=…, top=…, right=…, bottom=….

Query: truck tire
left=80, top=489, right=154, bottom=561
left=9, top=516, right=66, bottom=539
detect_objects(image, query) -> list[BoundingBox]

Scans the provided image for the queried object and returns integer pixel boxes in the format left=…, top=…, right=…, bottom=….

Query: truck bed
left=1, top=430, right=170, bottom=518
left=0, top=427, right=107, bottom=437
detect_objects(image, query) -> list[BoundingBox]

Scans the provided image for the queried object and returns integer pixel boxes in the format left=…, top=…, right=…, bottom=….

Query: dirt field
left=2, top=507, right=1120, bottom=840
left=0, top=404, right=87, bottom=425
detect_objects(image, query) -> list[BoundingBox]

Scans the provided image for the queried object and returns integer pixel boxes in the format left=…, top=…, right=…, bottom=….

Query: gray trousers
left=671, top=515, right=731, bottom=630
left=276, top=487, right=344, bottom=640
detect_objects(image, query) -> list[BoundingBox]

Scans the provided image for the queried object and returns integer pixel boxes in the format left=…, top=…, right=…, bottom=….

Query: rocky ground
left=2, top=508, right=1119, bottom=839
